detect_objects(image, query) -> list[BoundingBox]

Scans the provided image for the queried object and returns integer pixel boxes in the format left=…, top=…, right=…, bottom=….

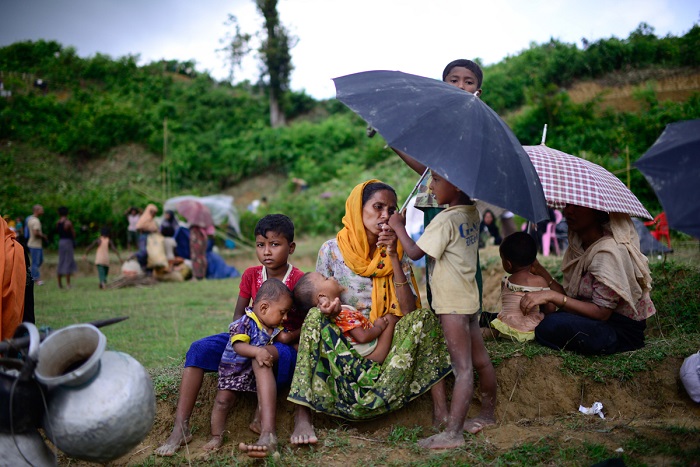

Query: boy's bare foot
left=239, top=432, right=277, bottom=458
left=418, top=431, right=465, bottom=450
left=202, top=435, right=223, bottom=452
left=463, top=417, right=496, bottom=434
left=154, top=430, right=193, bottom=457
left=289, top=420, right=318, bottom=445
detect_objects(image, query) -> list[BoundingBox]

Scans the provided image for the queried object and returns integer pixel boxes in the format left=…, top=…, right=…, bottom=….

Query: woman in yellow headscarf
left=288, top=180, right=451, bottom=445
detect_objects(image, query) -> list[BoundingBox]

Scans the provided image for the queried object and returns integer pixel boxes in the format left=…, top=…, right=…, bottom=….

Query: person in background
left=56, top=206, right=77, bottom=289
left=134, top=204, right=158, bottom=270
left=479, top=209, right=502, bottom=248
left=84, top=226, right=123, bottom=289
left=126, top=207, right=141, bottom=251
left=26, top=204, right=47, bottom=286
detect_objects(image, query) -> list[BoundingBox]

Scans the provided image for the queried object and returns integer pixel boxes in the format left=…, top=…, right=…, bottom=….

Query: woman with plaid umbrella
left=519, top=204, right=657, bottom=355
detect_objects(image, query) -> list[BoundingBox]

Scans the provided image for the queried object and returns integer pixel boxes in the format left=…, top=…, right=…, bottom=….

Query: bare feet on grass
left=154, top=428, right=193, bottom=456
left=290, top=407, right=318, bottom=445
left=463, top=416, right=496, bottom=434
left=239, top=432, right=277, bottom=458
left=202, top=435, right=224, bottom=452
left=418, top=431, right=465, bottom=450
left=290, top=421, right=318, bottom=445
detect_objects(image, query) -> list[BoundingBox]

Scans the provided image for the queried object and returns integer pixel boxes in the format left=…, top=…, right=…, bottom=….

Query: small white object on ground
left=578, top=401, right=605, bottom=419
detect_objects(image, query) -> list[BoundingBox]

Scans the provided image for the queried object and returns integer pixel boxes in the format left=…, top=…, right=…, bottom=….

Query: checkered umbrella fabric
left=524, top=145, right=652, bottom=219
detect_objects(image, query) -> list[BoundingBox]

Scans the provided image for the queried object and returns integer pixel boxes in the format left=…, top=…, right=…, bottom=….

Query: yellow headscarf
left=336, top=180, right=420, bottom=322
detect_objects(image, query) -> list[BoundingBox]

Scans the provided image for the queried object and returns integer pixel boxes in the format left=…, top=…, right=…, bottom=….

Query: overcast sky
left=1, top=0, right=698, bottom=99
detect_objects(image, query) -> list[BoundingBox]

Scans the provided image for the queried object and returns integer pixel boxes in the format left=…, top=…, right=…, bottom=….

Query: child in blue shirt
left=204, top=278, right=293, bottom=457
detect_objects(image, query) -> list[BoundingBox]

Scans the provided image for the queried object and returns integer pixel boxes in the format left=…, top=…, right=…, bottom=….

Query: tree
left=220, top=0, right=296, bottom=128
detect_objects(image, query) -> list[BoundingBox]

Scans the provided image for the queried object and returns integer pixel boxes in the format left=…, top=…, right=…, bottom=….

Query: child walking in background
left=389, top=171, right=497, bottom=450
left=489, top=232, right=556, bottom=342
left=155, top=214, right=305, bottom=458
left=204, top=278, right=293, bottom=457
left=293, top=272, right=398, bottom=363
left=84, top=226, right=122, bottom=289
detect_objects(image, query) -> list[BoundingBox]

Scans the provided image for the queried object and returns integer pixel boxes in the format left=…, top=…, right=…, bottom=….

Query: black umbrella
left=333, top=70, right=549, bottom=223
left=635, top=119, right=700, bottom=238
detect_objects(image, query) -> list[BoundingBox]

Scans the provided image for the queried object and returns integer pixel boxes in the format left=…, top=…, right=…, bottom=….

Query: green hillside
left=1, top=22, right=699, bottom=245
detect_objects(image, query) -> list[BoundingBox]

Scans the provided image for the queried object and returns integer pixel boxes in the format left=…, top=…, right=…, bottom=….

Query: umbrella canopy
left=333, top=70, right=550, bottom=223
left=634, top=119, right=700, bottom=238
left=524, top=145, right=652, bottom=220
left=176, top=199, right=214, bottom=228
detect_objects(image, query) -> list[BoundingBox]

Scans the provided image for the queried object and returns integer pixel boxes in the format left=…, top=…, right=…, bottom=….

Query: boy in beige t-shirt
left=389, top=171, right=497, bottom=450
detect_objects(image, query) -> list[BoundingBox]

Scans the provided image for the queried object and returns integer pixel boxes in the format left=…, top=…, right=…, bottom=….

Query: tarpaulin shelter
left=163, top=195, right=240, bottom=235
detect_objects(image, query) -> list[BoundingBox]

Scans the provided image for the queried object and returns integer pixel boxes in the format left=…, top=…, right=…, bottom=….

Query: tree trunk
left=269, top=89, right=286, bottom=128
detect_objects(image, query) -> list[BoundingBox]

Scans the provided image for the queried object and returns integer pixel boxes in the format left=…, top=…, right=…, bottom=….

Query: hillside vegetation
left=1, top=22, right=700, bottom=244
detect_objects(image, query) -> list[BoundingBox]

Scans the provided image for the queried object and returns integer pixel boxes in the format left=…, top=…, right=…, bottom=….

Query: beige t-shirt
left=27, top=215, right=43, bottom=249
left=416, top=204, right=480, bottom=315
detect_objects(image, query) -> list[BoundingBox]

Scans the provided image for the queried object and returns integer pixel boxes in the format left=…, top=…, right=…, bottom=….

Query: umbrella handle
left=399, top=168, right=430, bottom=213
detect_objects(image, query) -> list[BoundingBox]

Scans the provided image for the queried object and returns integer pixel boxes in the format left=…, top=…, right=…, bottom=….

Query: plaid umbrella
left=524, top=145, right=652, bottom=219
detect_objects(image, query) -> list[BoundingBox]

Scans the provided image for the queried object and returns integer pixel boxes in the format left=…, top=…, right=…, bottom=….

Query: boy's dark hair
left=253, top=277, right=293, bottom=305
left=499, top=232, right=538, bottom=268
left=442, top=59, right=483, bottom=88
left=58, top=206, right=68, bottom=216
left=100, top=226, right=111, bottom=237
left=362, top=182, right=397, bottom=207
left=292, top=273, right=318, bottom=314
left=254, top=214, right=295, bottom=243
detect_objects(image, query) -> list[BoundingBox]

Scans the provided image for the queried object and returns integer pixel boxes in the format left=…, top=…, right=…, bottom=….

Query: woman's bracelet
left=561, top=295, right=567, bottom=308
left=393, top=279, right=409, bottom=287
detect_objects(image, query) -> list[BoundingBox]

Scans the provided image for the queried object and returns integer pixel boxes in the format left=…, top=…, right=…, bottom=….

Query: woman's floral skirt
left=287, top=307, right=451, bottom=420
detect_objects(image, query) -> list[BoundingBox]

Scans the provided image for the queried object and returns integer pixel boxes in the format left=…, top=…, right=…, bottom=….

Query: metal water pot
left=34, top=324, right=156, bottom=463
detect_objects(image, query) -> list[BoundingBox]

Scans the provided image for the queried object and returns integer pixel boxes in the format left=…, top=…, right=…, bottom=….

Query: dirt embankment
left=567, top=68, right=700, bottom=112
left=109, top=353, right=698, bottom=465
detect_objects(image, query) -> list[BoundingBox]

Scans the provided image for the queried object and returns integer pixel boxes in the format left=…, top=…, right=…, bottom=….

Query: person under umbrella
left=520, top=206, right=657, bottom=355
left=518, top=145, right=656, bottom=354
left=177, top=200, right=213, bottom=280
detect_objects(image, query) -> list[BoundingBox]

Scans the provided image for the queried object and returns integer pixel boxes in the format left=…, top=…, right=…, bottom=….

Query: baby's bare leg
left=366, top=315, right=398, bottom=363
left=204, top=389, right=237, bottom=451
